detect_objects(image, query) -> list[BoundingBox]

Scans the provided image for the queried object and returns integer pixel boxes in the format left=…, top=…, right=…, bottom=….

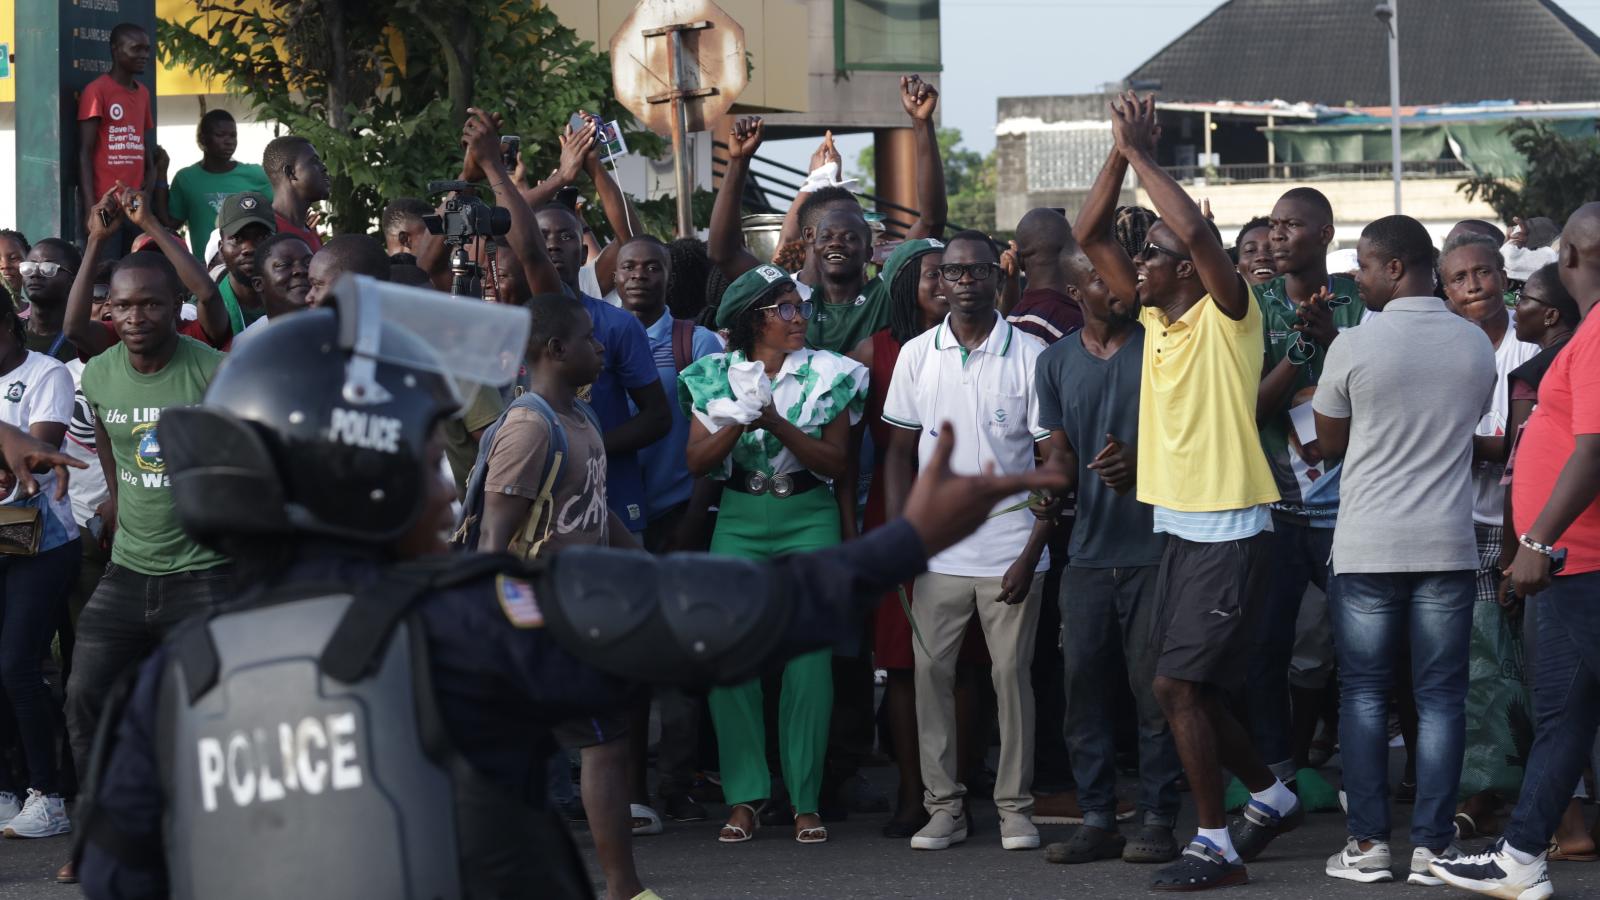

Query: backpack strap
left=671, top=318, right=696, bottom=373
left=502, top=393, right=571, bottom=561
left=451, top=391, right=571, bottom=555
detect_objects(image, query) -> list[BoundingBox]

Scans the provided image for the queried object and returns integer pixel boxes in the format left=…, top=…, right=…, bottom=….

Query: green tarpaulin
left=1269, top=118, right=1598, bottom=178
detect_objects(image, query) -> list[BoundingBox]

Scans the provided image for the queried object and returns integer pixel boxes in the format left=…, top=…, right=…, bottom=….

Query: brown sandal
left=1549, top=840, right=1599, bottom=862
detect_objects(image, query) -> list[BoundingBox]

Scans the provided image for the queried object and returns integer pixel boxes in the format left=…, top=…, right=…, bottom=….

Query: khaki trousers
left=912, top=571, right=1043, bottom=816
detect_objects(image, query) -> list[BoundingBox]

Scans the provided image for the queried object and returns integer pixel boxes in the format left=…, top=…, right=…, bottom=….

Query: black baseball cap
left=215, top=192, right=277, bottom=238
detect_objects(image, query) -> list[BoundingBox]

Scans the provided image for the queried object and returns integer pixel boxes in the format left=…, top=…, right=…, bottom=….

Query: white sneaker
left=1326, top=837, right=1394, bottom=883
left=3, top=789, right=69, bottom=838
left=1428, top=838, right=1554, bottom=900
left=910, top=809, right=968, bottom=850
left=0, top=791, right=19, bottom=829
left=1409, top=844, right=1461, bottom=886
left=999, top=811, right=1040, bottom=850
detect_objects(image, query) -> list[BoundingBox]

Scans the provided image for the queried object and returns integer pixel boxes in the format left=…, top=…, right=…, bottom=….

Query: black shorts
left=552, top=711, right=628, bottom=750
left=1152, top=531, right=1271, bottom=688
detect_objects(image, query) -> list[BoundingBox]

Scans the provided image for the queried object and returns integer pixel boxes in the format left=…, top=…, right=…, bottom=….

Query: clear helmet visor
left=328, top=273, right=530, bottom=406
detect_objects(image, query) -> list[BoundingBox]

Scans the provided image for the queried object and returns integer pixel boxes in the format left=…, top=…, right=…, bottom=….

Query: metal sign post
left=643, top=21, right=715, bottom=239
left=611, top=0, right=747, bottom=239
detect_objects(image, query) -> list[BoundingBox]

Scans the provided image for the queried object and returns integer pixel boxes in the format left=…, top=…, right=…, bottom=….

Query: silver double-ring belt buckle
left=746, top=471, right=769, bottom=495
left=770, top=473, right=795, bottom=498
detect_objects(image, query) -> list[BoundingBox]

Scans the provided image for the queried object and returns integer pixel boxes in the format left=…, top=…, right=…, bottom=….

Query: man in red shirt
left=1432, top=201, right=1600, bottom=899
left=77, top=24, right=155, bottom=255
left=261, top=136, right=329, bottom=252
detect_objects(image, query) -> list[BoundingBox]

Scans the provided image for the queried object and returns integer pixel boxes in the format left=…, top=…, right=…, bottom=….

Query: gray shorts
left=1152, top=532, right=1271, bottom=688
left=552, top=711, right=628, bottom=750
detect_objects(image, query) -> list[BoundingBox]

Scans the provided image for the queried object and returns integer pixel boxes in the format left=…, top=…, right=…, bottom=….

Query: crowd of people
left=0, top=20, right=1597, bottom=900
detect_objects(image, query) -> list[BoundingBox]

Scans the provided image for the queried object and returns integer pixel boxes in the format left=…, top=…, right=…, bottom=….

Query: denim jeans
left=64, top=562, right=233, bottom=775
left=1245, top=520, right=1332, bottom=770
left=1504, top=570, right=1600, bottom=855
left=1329, top=570, right=1473, bottom=849
left=1061, top=565, right=1180, bottom=829
left=0, top=540, right=82, bottom=795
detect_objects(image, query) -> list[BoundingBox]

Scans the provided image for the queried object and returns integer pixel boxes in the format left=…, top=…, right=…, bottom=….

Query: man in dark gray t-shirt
left=1035, top=252, right=1181, bottom=865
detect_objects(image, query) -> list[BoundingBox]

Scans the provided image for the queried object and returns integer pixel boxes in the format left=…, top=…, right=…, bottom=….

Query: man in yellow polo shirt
left=1076, top=93, right=1288, bottom=893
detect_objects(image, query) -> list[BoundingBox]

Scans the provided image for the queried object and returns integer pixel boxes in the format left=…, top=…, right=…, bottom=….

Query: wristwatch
left=1519, top=533, right=1557, bottom=557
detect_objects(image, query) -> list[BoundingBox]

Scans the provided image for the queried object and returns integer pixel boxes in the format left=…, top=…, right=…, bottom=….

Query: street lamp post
left=1376, top=1, right=1402, bottom=214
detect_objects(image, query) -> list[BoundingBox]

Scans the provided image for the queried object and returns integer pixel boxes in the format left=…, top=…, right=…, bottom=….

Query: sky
left=763, top=0, right=1600, bottom=179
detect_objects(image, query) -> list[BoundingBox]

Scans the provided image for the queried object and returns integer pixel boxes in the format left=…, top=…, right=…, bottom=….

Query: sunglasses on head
left=18, top=261, right=72, bottom=279
left=757, top=300, right=814, bottom=322
left=938, top=262, right=997, bottom=283
left=1139, top=241, right=1190, bottom=263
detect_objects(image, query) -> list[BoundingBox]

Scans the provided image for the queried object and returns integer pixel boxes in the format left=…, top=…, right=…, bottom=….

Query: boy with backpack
left=454, top=291, right=657, bottom=900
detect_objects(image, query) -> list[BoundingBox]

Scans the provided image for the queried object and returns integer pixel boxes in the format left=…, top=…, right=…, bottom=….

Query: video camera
left=426, top=180, right=514, bottom=298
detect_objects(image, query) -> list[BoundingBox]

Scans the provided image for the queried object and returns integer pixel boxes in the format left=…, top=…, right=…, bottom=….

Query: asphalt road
left=5, top=762, right=1599, bottom=899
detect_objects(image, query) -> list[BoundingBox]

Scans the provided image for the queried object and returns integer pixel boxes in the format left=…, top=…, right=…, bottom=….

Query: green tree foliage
left=1459, top=120, right=1600, bottom=224
left=853, top=127, right=997, bottom=234
left=159, top=0, right=662, bottom=232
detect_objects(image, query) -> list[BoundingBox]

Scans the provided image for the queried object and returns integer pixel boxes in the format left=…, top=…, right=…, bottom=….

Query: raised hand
left=1294, top=286, right=1339, bottom=346
left=558, top=118, right=600, bottom=184
left=727, top=116, right=765, bottom=161
left=87, top=186, right=125, bottom=242
left=462, top=107, right=507, bottom=179
left=120, top=185, right=157, bottom=232
left=1110, top=91, right=1160, bottom=157
left=999, top=239, right=1021, bottom=280
left=901, top=74, right=938, bottom=121
left=809, top=130, right=840, bottom=172
left=903, top=425, right=1071, bottom=557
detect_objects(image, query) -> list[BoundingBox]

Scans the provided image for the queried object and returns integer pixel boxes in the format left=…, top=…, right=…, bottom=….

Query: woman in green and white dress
left=679, top=265, right=867, bottom=846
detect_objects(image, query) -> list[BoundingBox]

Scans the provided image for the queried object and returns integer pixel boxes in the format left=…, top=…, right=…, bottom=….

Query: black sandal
left=1123, top=824, right=1180, bottom=863
left=1044, top=826, right=1126, bottom=864
left=1151, top=839, right=1248, bottom=892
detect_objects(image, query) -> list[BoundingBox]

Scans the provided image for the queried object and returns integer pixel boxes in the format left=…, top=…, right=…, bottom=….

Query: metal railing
left=1163, top=159, right=1470, bottom=184
left=710, top=140, right=964, bottom=234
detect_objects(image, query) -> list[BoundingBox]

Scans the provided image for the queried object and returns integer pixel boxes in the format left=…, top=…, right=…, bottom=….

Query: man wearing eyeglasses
left=1077, top=94, right=1287, bottom=892
left=1243, top=187, right=1368, bottom=812
left=880, top=230, right=1056, bottom=854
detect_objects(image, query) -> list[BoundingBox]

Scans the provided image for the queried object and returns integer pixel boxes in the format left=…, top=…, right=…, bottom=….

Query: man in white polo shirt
left=882, top=230, right=1056, bottom=854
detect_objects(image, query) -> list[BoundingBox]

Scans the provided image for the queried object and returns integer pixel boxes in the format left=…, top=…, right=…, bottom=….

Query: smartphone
left=87, top=514, right=104, bottom=545
left=501, top=135, right=520, bottom=170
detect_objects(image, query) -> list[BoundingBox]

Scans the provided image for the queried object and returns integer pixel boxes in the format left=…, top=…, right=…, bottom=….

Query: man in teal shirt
left=213, top=192, right=276, bottom=335
left=1242, top=187, right=1366, bottom=808
left=160, top=110, right=273, bottom=259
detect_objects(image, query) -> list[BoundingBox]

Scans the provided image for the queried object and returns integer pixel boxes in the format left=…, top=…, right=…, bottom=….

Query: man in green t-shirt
left=1242, top=186, right=1366, bottom=807
left=213, top=191, right=276, bottom=335
left=158, top=110, right=274, bottom=259
left=710, top=76, right=948, bottom=355
left=65, top=248, right=230, bottom=813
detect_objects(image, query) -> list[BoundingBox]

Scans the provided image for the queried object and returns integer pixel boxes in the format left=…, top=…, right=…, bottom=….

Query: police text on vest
left=197, top=714, right=363, bottom=811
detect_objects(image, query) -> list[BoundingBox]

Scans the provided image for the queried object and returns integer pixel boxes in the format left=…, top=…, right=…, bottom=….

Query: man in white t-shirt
left=881, top=231, right=1055, bottom=854
left=1439, top=233, right=1539, bottom=604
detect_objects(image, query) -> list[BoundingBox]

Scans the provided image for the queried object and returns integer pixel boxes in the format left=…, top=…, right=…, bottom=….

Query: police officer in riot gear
left=74, top=276, right=1067, bottom=900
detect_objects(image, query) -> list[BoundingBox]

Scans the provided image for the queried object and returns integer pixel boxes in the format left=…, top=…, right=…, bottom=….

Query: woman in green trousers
left=679, top=265, right=866, bottom=845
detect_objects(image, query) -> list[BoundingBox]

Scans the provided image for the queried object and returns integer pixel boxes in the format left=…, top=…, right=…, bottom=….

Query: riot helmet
left=163, top=274, right=529, bottom=548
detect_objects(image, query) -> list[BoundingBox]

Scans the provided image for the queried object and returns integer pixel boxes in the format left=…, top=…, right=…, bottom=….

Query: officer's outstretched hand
left=0, top=423, right=86, bottom=501
left=902, top=424, right=1070, bottom=557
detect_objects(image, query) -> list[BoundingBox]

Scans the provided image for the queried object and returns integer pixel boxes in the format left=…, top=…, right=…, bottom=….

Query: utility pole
left=1377, top=0, right=1402, bottom=214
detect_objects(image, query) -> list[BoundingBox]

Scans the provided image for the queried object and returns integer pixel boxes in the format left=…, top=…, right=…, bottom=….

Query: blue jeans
left=1504, top=570, right=1600, bottom=855
left=0, top=540, right=81, bottom=795
left=1245, top=520, right=1332, bottom=769
left=1061, top=565, right=1180, bottom=828
left=1329, top=570, right=1473, bottom=849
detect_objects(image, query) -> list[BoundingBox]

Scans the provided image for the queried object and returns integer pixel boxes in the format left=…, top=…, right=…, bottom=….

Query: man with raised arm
left=1075, top=94, right=1288, bottom=892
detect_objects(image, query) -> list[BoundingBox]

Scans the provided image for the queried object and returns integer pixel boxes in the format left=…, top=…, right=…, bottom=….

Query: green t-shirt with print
left=168, top=162, right=274, bottom=258
left=1254, top=273, right=1367, bottom=512
left=804, top=275, right=891, bottom=354
left=81, top=336, right=228, bottom=575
